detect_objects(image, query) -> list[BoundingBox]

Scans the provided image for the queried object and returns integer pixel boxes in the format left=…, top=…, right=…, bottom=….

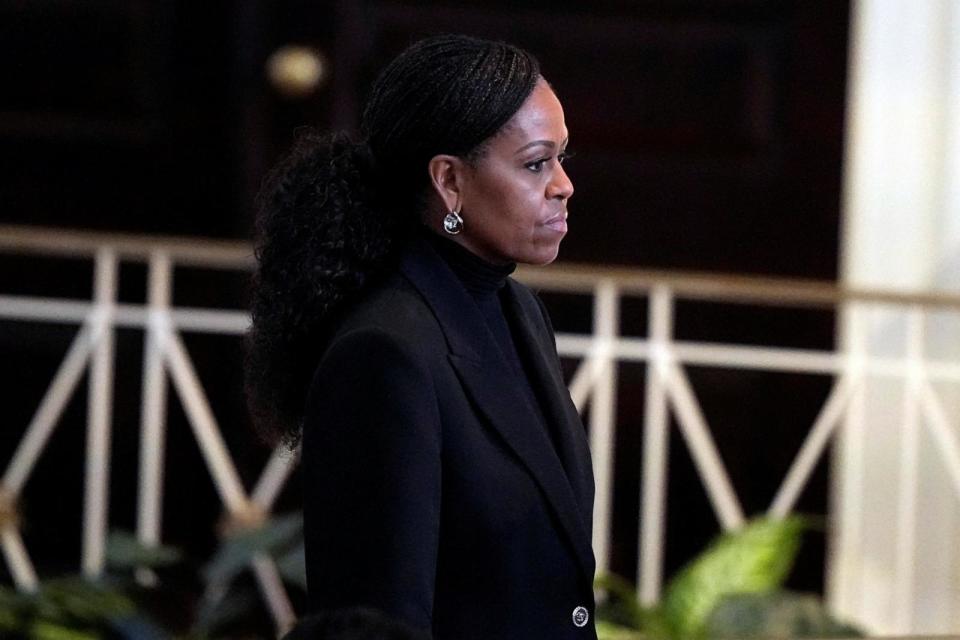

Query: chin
left=521, top=244, right=561, bottom=266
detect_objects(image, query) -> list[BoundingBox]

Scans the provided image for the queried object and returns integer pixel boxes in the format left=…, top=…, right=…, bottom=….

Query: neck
left=421, top=226, right=515, bottom=294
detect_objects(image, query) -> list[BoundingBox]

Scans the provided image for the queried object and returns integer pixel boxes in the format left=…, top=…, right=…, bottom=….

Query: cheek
left=470, top=172, right=544, bottom=237
left=501, top=182, right=544, bottom=226
left=518, top=189, right=548, bottom=234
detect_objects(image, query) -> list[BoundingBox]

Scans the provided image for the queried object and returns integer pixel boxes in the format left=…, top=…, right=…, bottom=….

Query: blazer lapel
left=399, top=237, right=595, bottom=583
left=501, top=280, right=595, bottom=536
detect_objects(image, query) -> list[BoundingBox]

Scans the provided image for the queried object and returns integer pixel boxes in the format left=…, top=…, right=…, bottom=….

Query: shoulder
left=332, top=272, right=440, bottom=347
left=304, top=278, right=444, bottom=443
left=314, top=272, right=444, bottom=381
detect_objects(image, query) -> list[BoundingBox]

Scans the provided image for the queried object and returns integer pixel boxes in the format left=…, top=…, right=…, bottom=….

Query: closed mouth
left=544, top=213, right=568, bottom=232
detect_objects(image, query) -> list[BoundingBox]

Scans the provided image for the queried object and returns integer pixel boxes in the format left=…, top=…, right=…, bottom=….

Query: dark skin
left=426, top=79, right=574, bottom=266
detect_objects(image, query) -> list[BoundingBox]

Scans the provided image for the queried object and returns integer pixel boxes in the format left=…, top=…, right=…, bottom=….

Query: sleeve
left=301, top=327, right=441, bottom=632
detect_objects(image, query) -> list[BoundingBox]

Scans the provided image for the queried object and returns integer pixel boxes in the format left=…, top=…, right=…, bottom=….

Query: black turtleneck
left=423, top=229, right=560, bottom=456
left=422, top=229, right=519, bottom=367
left=425, top=231, right=516, bottom=295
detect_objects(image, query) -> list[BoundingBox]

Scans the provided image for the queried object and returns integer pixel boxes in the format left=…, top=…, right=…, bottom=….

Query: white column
left=834, top=0, right=960, bottom=634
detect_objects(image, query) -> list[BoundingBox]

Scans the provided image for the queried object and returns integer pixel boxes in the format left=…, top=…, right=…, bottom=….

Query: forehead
left=498, top=81, right=568, bottom=145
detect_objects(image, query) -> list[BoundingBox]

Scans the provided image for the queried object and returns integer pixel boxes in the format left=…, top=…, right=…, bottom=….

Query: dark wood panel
left=1, top=1, right=158, bottom=116
left=0, top=1, right=252, bottom=236
left=341, top=1, right=847, bottom=279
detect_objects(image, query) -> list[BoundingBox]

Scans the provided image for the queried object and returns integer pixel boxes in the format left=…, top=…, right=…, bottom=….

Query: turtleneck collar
left=421, top=226, right=516, bottom=295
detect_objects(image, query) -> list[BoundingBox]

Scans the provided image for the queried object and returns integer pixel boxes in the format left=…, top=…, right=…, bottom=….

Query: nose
left=548, top=162, right=574, bottom=201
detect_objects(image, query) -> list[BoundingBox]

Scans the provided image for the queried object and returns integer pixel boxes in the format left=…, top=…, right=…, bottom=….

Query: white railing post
left=919, top=380, right=960, bottom=501
left=251, top=447, right=300, bottom=511
left=663, top=363, right=745, bottom=530
left=163, top=332, right=248, bottom=513
left=252, top=555, right=298, bottom=636
left=0, top=526, right=38, bottom=592
left=829, top=302, right=868, bottom=619
left=638, top=284, right=672, bottom=604
left=590, top=279, right=619, bottom=580
left=3, top=324, right=94, bottom=494
left=82, top=247, right=118, bottom=577
left=894, top=307, right=925, bottom=631
left=137, top=250, right=172, bottom=584
left=768, top=376, right=857, bottom=518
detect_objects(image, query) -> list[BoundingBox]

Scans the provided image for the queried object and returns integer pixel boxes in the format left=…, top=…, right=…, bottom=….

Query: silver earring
left=443, top=209, right=463, bottom=235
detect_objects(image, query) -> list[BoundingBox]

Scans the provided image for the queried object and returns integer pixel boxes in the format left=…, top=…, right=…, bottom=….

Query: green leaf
left=660, top=515, right=805, bottom=639
left=29, top=620, right=100, bottom=640
left=275, top=543, right=306, bottom=590
left=33, top=577, right=135, bottom=626
left=192, top=586, right=260, bottom=635
left=593, top=573, right=671, bottom=637
left=704, top=591, right=864, bottom=638
left=596, top=619, right=647, bottom=640
left=108, top=614, right=170, bottom=640
left=203, top=513, right=303, bottom=584
left=0, top=610, right=21, bottom=633
left=105, top=530, right=183, bottom=571
left=0, top=585, right=30, bottom=631
left=595, top=573, right=644, bottom=629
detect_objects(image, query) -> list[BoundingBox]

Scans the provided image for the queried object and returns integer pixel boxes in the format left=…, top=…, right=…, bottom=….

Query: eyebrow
left=514, top=137, right=569, bottom=155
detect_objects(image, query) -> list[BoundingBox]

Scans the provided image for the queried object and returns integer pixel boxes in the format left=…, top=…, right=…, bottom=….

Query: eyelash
left=526, top=149, right=575, bottom=173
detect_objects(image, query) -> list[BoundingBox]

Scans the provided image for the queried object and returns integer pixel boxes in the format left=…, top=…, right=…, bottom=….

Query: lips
left=544, top=213, right=568, bottom=233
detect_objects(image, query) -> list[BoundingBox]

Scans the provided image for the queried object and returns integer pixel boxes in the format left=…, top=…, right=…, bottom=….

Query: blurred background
left=1, top=1, right=959, bottom=638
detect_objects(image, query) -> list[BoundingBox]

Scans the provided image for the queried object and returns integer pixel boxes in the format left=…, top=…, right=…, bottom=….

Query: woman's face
left=454, top=80, right=573, bottom=266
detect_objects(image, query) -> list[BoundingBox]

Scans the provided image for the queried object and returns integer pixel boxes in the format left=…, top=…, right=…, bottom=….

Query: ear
left=427, top=154, right=466, bottom=213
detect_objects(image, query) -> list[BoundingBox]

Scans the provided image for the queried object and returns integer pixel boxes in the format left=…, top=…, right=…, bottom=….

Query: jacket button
left=572, top=606, right=589, bottom=627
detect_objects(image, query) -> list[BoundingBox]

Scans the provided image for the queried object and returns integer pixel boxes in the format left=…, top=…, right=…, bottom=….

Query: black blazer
left=302, top=235, right=597, bottom=639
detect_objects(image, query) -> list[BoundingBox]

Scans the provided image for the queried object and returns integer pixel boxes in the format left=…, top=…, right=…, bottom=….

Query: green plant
left=193, top=513, right=305, bottom=635
left=704, top=592, right=863, bottom=638
left=0, top=521, right=304, bottom=639
left=595, top=516, right=863, bottom=640
left=0, top=547, right=170, bottom=639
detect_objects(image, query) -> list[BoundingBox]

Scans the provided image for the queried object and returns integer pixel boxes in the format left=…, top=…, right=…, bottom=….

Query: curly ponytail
left=246, top=131, right=397, bottom=442
left=247, top=34, right=541, bottom=443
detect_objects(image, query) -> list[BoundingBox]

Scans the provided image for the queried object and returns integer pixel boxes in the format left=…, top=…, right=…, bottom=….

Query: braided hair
left=247, top=34, right=541, bottom=444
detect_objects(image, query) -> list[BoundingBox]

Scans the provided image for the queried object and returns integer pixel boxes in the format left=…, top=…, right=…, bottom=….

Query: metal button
left=572, top=606, right=589, bottom=627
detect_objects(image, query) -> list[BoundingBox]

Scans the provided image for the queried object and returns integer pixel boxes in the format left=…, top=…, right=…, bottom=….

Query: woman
left=248, top=34, right=596, bottom=639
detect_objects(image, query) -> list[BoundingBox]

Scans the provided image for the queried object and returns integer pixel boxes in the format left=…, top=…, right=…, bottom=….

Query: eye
left=525, top=149, right=575, bottom=173
left=525, top=158, right=548, bottom=173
